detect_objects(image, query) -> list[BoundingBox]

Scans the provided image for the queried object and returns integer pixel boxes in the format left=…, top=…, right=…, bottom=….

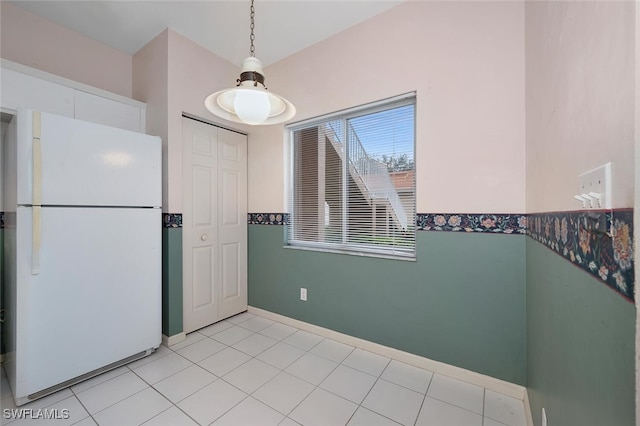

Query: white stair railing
left=346, top=123, right=408, bottom=231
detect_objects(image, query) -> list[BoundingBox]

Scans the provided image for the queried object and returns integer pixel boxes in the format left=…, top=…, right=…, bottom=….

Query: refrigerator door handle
left=33, top=111, right=42, bottom=206
left=32, top=111, right=42, bottom=275
left=32, top=206, right=41, bottom=275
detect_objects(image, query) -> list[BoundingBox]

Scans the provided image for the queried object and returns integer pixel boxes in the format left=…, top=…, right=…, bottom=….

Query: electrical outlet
left=542, top=408, right=547, bottom=426
left=300, top=288, right=307, bottom=301
left=578, top=163, right=611, bottom=209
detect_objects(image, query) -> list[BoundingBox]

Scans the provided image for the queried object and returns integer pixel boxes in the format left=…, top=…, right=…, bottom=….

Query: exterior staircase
left=321, top=122, right=409, bottom=232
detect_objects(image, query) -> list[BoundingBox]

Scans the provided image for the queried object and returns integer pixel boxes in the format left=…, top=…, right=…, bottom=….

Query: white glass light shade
left=233, top=89, right=270, bottom=125
left=204, top=57, right=296, bottom=125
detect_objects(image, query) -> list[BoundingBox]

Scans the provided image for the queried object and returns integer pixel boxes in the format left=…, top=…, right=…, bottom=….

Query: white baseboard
left=248, top=306, right=527, bottom=401
left=162, top=332, right=186, bottom=347
left=524, top=388, right=534, bottom=426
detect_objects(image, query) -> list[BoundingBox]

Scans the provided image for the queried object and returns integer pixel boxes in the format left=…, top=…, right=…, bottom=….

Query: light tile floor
left=0, top=312, right=527, bottom=426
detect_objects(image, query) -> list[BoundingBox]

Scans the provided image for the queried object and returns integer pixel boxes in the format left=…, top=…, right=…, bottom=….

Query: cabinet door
left=74, top=90, right=143, bottom=133
left=0, top=69, right=74, bottom=117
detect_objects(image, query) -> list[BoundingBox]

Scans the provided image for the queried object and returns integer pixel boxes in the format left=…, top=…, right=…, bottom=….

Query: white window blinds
left=287, top=94, right=416, bottom=259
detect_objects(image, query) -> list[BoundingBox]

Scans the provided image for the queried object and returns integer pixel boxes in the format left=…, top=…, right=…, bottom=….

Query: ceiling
left=9, top=0, right=404, bottom=67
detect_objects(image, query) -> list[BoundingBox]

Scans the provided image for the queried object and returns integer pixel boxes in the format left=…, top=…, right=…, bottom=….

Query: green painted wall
left=0, top=229, right=3, bottom=355
left=162, top=227, right=183, bottom=337
left=526, top=239, right=635, bottom=426
left=248, top=225, right=527, bottom=385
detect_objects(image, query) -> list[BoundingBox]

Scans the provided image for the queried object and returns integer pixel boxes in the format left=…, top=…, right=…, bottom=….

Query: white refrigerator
left=3, top=109, right=162, bottom=406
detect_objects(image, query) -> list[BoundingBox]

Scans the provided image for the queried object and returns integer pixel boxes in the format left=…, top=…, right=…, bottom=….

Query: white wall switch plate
left=578, top=162, right=612, bottom=209
left=300, top=288, right=307, bottom=301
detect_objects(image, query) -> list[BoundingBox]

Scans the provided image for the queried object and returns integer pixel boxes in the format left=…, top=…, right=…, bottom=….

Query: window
left=286, top=94, right=416, bottom=259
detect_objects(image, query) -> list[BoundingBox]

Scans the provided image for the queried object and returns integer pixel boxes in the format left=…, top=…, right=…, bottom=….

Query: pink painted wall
left=0, top=2, right=132, bottom=97
left=133, top=30, right=170, bottom=210
left=250, top=1, right=526, bottom=213
left=134, top=29, right=244, bottom=213
left=1, top=1, right=527, bottom=215
left=525, top=1, right=635, bottom=211
left=166, top=30, right=246, bottom=213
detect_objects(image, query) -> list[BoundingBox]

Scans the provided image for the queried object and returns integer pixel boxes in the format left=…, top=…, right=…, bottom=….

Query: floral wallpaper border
left=163, top=213, right=183, bottom=228
left=246, top=212, right=528, bottom=232
left=248, top=213, right=289, bottom=225
left=528, top=209, right=634, bottom=301
left=416, top=213, right=527, bottom=234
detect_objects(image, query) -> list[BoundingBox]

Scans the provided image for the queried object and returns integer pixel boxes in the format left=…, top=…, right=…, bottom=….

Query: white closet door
left=182, top=117, right=247, bottom=333
left=183, top=118, right=219, bottom=333
left=217, top=128, right=248, bottom=319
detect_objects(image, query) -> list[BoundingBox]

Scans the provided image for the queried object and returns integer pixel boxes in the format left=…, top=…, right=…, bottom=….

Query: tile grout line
left=348, top=354, right=401, bottom=425
left=83, top=386, right=153, bottom=424
left=249, top=370, right=302, bottom=418
left=137, top=405, right=178, bottom=426
left=412, top=370, right=434, bottom=426
left=354, top=373, right=388, bottom=425
left=130, top=347, right=196, bottom=389
left=127, top=348, right=213, bottom=425
left=422, top=371, right=491, bottom=419
left=425, top=393, right=489, bottom=421
left=68, top=386, right=96, bottom=425
left=60, top=375, right=129, bottom=425
left=277, top=338, right=343, bottom=411
left=206, top=391, right=251, bottom=425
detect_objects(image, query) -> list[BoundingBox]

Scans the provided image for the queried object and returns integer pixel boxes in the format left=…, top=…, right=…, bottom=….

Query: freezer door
left=12, top=206, right=161, bottom=400
left=16, top=109, right=161, bottom=207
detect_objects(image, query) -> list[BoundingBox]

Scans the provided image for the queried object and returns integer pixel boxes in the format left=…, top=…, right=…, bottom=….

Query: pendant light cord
left=249, top=0, right=255, bottom=57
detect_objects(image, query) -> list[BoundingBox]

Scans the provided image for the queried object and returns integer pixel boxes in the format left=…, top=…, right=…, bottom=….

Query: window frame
left=285, top=93, right=417, bottom=260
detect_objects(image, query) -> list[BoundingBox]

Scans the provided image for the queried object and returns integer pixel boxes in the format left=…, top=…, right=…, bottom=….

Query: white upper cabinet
left=74, top=91, right=143, bottom=133
left=1, top=60, right=146, bottom=133
left=1, top=68, right=74, bottom=118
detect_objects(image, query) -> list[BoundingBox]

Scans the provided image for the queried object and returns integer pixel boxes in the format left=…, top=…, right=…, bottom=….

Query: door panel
left=192, top=246, right=215, bottom=308
left=193, top=166, right=213, bottom=225
left=222, top=141, right=238, bottom=161
left=193, top=133, right=213, bottom=155
left=221, top=170, right=239, bottom=225
left=222, top=243, right=240, bottom=299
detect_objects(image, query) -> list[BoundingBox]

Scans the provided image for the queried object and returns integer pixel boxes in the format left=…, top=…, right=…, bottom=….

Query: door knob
left=201, top=234, right=208, bottom=241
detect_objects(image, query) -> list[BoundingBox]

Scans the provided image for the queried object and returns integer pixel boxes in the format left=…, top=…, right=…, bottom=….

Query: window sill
left=283, top=244, right=416, bottom=262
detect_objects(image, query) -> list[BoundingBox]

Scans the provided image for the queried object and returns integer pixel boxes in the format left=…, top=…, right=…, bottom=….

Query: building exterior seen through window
left=287, top=94, right=416, bottom=259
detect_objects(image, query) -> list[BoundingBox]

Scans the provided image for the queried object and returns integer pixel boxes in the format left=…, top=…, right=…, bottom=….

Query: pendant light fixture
left=204, top=0, right=296, bottom=125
